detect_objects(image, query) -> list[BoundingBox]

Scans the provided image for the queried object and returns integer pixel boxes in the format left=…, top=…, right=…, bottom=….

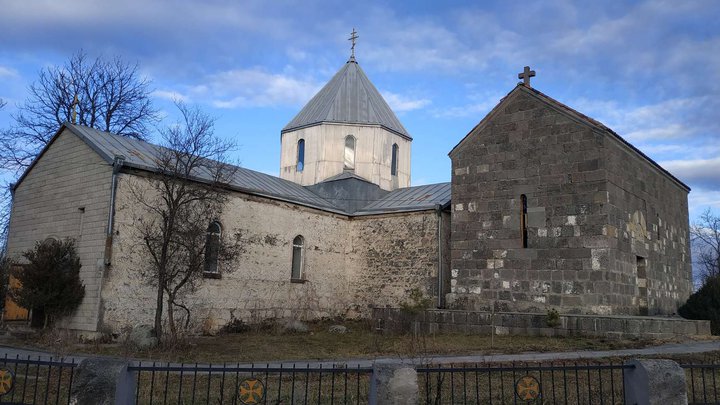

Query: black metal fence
left=3, top=355, right=720, bottom=404
left=0, top=355, right=76, bottom=405
left=128, top=362, right=374, bottom=405
left=417, top=362, right=633, bottom=405
left=682, top=363, right=720, bottom=405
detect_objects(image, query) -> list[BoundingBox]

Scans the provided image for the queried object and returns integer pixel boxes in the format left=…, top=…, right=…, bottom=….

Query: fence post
left=369, top=360, right=418, bottom=405
left=623, top=359, right=687, bottom=405
left=69, top=358, right=135, bottom=405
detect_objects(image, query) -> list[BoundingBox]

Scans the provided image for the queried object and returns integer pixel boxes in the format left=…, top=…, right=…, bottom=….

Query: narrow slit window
left=344, top=135, right=356, bottom=170
left=291, top=235, right=304, bottom=281
left=297, top=139, right=305, bottom=172
left=391, top=143, right=399, bottom=176
left=520, top=194, right=528, bottom=248
left=204, top=221, right=222, bottom=275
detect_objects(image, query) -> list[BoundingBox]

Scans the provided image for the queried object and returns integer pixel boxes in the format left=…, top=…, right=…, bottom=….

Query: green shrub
left=9, top=239, right=85, bottom=328
left=679, top=276, right=720, bottom=335
left=546, top=308, right=561, bottom=328
left=400, top=288, right=433, bottom=315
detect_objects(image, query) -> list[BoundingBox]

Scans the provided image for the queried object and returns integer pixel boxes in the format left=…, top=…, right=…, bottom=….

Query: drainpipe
left=105, top=155, right=125, bottom=264
left=436, top=204, right=443, bottom=308
left=95, top=155, right=124, bottom=332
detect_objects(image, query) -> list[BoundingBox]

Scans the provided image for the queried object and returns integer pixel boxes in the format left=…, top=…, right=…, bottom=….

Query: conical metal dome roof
left=282, top=60, right=411, bottom=139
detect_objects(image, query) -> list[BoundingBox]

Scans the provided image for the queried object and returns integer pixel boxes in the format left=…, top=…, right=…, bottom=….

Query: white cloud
left=432, top=92, right=504, bottom=118
left=381, top=91, right=430, bottom=112
left=202, top=68, right=321, bottom=109
left=151, top=90, right=188, bottom=103
left=661, top=157, right=720, bottom=190
left=0, top=66, right=18, bottom=78
left=572, top=96, right=717, bottom=143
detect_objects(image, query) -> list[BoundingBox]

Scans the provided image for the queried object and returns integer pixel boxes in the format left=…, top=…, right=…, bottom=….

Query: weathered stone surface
left=128, top=324, right=157, bottom=349
left=624, top=359, right=687, bottom=405
left=70, top=358, right=134, bottom=405
left=6, top=128, right=113, bottom=331
left=373, top=308, right=710, bottom=339
left=448, top=86, right=692, bottom=316
left=372, top=361, right=418, bottom=405
left=282, top=319, right=309, bottom=333
left=329, top=325, right=348, bottom=334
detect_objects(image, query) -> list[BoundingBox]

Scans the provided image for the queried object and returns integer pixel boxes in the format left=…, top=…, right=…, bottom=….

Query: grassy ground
left=3, top=320, right=673, bottom=364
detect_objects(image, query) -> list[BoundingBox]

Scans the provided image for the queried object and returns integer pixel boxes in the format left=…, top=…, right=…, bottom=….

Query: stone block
left=623, top=359, right=687, bottom=405
left=70, top=359, right=135, bottom=405
left=372, top=361, right=418, bottom=405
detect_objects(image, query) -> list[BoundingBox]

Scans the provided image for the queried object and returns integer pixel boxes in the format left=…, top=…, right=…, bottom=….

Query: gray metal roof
left=64, top=124, right=342, bottom=212
left=354, top=182, right=451, bottom=215
left=20, top=123, right=448, bottom=216
left=282, top=61, right=411, bottom=139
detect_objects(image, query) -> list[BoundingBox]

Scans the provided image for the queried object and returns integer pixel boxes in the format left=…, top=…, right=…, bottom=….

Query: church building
left=4, top=51, right=692, bottom=334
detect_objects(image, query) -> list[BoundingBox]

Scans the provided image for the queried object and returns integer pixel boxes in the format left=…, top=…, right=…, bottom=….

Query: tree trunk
left=167, top=296, right=177, bottom=342
left=154, top=276, right=164, bottom=343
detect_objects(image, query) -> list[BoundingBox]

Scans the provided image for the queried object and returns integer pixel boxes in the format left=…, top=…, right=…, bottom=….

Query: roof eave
left=281, top=121, right=413, bottom=141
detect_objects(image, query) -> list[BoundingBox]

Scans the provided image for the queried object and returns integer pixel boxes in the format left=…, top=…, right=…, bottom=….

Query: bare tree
left=691, top=208, right=720, bottom=283
left=0, top=50, right=157, bottom=172
left=130, top=102, right=239, bottom=343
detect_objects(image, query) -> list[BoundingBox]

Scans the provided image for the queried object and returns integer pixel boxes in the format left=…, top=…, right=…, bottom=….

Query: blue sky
left=0, top=0, right=718, bottom=220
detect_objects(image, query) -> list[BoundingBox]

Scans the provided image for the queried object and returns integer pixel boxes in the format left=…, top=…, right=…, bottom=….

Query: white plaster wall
left=6, top=129, right=113, bottom=331
left=279, top=123, right=411, bottom=191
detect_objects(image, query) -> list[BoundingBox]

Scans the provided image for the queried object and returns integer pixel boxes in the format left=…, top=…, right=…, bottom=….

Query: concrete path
left=1, top=340, right=719, bottom=368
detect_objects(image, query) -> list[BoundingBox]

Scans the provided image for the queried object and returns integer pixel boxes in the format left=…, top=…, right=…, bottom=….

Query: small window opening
left=520, top=194, right=528, bottom=248
left=297, top=139, right=305, bottom=172
left=204, top=221, right=222, bottom=277
left=291, top=235, right=305, bottom=282
left=344, top=135, right=356, bottom=170
left=391, top=144, right=399, bottom=176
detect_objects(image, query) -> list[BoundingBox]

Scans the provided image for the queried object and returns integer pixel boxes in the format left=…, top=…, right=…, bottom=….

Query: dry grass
left=6, top=320, right=663, bottom=364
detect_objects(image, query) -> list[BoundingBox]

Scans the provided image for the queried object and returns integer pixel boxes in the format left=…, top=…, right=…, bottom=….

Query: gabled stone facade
left=447, top=85, right=692, bottom=316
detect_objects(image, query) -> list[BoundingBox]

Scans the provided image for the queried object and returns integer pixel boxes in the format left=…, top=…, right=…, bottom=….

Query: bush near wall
left=679, top=276, right=720, bottom=335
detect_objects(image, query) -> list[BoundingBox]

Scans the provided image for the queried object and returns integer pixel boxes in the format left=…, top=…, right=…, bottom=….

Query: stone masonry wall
left=603, top=137, right=692, bottom=315
left=7, top=129, right=113, bottom=331
left=101, top=174, right=439, bottom=332
left=102, top=174, right=351, bottom=331
left=449, top=88, right=615, bottom=314
left=348, top=212, right=442, bottom=314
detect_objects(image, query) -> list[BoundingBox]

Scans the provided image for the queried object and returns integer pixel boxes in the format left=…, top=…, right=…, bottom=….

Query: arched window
left=344, top=135, right=356, bottom=170
left=291, top=235, right=304, bottom=281
left=391, top=144, right=399, bottom=176
left=204, top=221, right=222, bottom=276
left=297, top=139, right=305, bottom=172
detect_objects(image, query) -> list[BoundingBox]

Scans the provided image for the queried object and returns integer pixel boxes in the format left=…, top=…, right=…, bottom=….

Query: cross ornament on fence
left=518, top=66, right=536, bottom=87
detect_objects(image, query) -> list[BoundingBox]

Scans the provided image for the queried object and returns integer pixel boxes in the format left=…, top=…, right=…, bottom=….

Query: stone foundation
left=373, top=308, right=711, bottom=339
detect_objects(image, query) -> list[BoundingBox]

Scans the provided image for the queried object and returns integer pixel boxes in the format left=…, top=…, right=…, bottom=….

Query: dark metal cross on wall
left=518, top=66, right=536, bottom=87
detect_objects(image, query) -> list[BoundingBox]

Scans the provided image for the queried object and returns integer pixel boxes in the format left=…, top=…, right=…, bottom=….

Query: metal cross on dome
left=349, top=28, right=359, bottom=61
left=518, top=66, right=536, bottom=87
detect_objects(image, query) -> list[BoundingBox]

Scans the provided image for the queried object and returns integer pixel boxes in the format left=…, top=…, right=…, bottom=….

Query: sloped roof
left=449, top=84, right=690, bottom=192
left=354, top=182, right=451, bottom=215
left=282, top=61, right=411, bottom=139
left=62, top=124, right=343, bottom=212
left=15, top=123, right=447, bottom=216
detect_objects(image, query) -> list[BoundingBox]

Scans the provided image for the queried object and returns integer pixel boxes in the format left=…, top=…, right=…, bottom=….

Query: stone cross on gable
left=518, top=66, right=536, bottom=87
left=71, top=94, right=79, bottom=124
left=348, top=28, right=359, bottom=61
